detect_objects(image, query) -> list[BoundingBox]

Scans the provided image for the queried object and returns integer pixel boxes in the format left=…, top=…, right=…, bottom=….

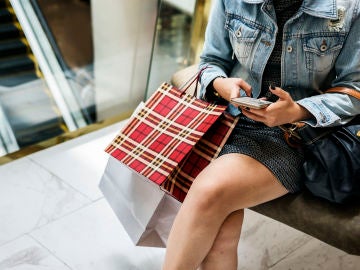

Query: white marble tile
left=30, top=199, right=165, bottom=270
left=30, top=122, right=126, bottom=200
left=0, top=235, right=70, bottom=270
left=269, top=238, right=360, bottom=270
left=0, top=158, right=90, bottom=246
left=237, top=209, right=313, bottom=270
left=36, top=122, right=126, bottom=154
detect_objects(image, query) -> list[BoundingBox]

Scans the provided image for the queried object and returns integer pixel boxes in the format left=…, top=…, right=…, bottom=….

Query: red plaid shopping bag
left=105, top=81, right=238, bottom=202
left=161, top=112, right=238, bottom=202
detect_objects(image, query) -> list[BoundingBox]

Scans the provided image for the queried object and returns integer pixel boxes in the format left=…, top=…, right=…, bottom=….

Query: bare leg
left=162, top=154, right=288, bottom=270
left=200, top=209, right=244, bottom=270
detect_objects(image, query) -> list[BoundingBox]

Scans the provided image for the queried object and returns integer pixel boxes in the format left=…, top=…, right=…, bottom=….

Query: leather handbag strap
left=281, top=86, right=360, bottom=147
left=325, top=87, right=360, bottom=100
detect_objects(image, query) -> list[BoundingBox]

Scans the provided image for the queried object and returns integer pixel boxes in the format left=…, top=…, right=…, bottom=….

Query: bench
left=171, top=64, right=360, bottom=256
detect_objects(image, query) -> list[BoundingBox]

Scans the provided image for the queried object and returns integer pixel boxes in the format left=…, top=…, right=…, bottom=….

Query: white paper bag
left=99, top=155, right=181, bottom=247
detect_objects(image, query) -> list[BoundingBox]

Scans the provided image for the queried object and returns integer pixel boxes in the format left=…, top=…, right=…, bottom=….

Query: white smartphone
left=231, top=97, right=273, bottom=109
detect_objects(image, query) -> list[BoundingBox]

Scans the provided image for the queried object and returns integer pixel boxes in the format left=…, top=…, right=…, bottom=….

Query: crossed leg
left=162, top=153, right=288, bottom=270
left=199, top=209, right=244, bottom=270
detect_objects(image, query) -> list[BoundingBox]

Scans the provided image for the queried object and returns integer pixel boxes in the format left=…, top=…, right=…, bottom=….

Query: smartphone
left=231, top=97, right=273, bottom=109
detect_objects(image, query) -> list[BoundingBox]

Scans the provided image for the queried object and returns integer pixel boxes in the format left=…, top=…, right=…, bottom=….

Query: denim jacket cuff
left=199, top=65, right=227, bottom=99
left=297, top=99, right=335, bottom=127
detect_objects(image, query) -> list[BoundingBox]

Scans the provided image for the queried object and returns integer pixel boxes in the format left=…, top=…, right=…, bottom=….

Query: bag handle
left=325, top=87, right=360, bottom=100
left=179, top=65, right=210, bottom=96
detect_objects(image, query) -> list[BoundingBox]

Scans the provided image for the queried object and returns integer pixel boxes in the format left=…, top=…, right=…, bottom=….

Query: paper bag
left=99, top=155, right=181, bottom=247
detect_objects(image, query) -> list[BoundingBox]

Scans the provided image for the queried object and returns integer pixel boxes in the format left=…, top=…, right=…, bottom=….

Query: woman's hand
left=241, top=86, right=313, bottom=127
left=213, top=77, right=252, bottom=101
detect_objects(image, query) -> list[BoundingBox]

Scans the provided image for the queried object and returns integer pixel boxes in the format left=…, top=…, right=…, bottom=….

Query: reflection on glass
left=146, top=0, right=196, bottom=98
left=91, top=0, right=158, bottom=122
left=30, top=0, right=95, bottom=124
left=0, top=0, right=198, bottom=159
left=1, top=0, right=94, bottom=156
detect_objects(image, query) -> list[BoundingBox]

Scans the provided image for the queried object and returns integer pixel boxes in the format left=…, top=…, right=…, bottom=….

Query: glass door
left=0, top=0, right=212, bottom=160
left=0, top=0, right=159, bottom=158
left=146, top=0, right=213, bottom=98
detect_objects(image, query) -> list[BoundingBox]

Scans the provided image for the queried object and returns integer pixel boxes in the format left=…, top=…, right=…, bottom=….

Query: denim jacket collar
left=243, top=0, right=338, bottom=19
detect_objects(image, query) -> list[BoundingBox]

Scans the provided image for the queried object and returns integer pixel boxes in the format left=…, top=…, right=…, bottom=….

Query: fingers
left=213, top=77, right=253, bottom=101
left=239, top=106, right=266, bottom=117
left=269, top=85, right=291, bottom=100
left=241, top=106, right=280, bottom=127
left=240, top=107, right=266, bottom=123
left=236, top=78, right=252, bottom=97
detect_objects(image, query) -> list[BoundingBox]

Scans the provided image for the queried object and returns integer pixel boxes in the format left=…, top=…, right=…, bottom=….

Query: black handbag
left=283, top=87, right=360, bottom=204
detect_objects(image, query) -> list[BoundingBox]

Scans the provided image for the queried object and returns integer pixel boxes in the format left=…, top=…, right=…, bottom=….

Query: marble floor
left=0, top=119, right=359, bottom=270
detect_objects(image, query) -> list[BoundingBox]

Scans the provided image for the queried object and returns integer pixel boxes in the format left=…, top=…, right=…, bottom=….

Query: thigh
left=188, top=153, right=288, bottom=212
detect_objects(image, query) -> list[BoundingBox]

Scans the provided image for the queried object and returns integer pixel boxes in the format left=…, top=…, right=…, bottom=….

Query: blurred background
left=0, top=0, right=211, bottom=161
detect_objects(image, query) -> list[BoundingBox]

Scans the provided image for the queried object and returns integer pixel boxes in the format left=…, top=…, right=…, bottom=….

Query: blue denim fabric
left=199, top=0, right=360, bottom=127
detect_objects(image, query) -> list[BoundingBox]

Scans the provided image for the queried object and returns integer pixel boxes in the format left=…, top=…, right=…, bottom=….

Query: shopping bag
left=99, top=155, right=180, bottom=247
left=100, top=72, right=238, bottom=247
left=105, top=81, right=238, bottom=202
left=162, top=111, right=238, bottom=201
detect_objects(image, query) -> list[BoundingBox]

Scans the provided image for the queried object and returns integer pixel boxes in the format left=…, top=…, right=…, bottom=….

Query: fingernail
left=270, top=84, right=276, bottom=90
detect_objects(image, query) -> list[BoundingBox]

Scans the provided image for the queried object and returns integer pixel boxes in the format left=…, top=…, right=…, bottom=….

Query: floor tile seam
left=27, top=233, right=73, bottom=270
left=29, top=198, right=105, bottom=233
left=28, top=156, right=96, bottom=202
left=266, top=235, right=314, bottom=269
left=0, top=200, right=100, bottom=250
left=0, top=234, right=28, bottom=250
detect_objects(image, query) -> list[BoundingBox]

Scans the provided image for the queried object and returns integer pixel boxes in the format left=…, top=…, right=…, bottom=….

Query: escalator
left=0, top=3, right=38, bottom=86
left=0, top=0, right=66, bottom=152
left=0, top=0, right=92, bottom=156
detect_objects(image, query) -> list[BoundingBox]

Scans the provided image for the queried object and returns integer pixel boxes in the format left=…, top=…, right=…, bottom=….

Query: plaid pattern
left=161, top=112, right=238, bottom=202
left=105, top=82, right=237, bottom=201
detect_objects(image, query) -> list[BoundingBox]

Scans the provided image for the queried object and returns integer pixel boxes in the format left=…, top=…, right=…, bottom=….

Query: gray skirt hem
left=218, top=116, right=304, bottom=193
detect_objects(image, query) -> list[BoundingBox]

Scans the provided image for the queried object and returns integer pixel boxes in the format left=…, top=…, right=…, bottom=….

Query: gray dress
left=219, top=0, right=304, bottom=193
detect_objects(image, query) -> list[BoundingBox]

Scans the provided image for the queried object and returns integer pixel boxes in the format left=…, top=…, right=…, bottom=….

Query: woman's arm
left=297, top=7, right=360, bottom=127
left=198, top=0, right=237, bottom=100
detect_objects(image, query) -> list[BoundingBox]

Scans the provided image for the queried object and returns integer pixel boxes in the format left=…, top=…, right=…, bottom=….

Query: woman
left=163, top=0, right=360, bottom=269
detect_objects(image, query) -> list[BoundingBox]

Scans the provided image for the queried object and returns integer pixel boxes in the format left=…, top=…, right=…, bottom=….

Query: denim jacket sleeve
left=297, top=7, right=360, bottom=127
left=198, top=0, right=235, bottom=100
left=198, top=0, right=360, bottom=127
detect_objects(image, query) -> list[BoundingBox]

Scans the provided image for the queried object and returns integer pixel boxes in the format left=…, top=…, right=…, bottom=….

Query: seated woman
left=162, top=0, right=360, bottom=269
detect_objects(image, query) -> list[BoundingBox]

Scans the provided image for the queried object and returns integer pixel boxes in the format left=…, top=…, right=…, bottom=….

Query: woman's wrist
left=292, top=103, right=313, bottom=122
left=204, top=76, right=227, bottom=103
left=212, top=76, right=226, bottom=97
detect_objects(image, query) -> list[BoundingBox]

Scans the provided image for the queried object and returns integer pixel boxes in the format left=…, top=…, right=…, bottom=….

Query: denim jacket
left=199, top=0, right=360, bottom=127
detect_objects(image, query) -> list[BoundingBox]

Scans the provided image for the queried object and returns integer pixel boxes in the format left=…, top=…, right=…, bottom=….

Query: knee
left=188, top=174, right=231, bottom=215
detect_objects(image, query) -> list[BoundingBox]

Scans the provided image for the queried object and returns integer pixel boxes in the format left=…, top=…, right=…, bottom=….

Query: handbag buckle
left=279, top=123, right=304, bottom=148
